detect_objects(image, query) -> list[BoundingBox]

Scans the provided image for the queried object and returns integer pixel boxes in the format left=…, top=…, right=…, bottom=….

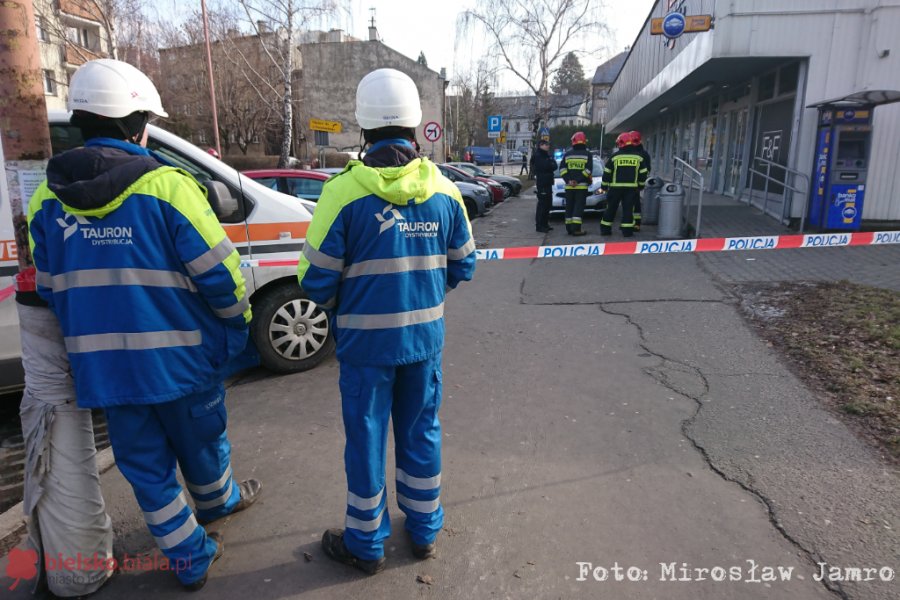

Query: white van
left=0, top=113, right=333, bottom=393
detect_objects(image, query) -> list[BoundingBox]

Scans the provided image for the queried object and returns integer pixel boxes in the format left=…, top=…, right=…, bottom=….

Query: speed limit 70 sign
left=423, top=121, right=443, bottom=142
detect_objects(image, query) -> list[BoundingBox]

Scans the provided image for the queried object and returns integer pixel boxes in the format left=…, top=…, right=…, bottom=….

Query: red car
left=242, top=169, right=330, bottom=202
left=439, top=163, right=506, bottom=204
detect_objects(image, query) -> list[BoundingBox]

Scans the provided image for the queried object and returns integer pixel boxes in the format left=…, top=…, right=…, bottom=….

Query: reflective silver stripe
left=345, top=505, right=385, bottom=533
left=303, top=244, right=344, bottom=272
left=154, top=514, right=199, bottom=550
left=186, top=238, right=236, bottom=277
left=337, top=304, right=444, bottom=330
left=65, top=329, right=202, bottom=353
left=194, top=480, right=234, bottom=510
left=213, top=295, right=250, bottom=319
left=186, top=465, right=232, bottom=496
left=396, top=468, right=441, bottom=490
left=144, top=492, right=188, bottom=526
left=343, top=255, right=447, bottom=279
left=48, top=268, right=197, bottom=293
left=35, top=269, right=52, bottom=288
left=347, top=488, right=383, bottom=511
left=448, top=238, right=476, bottom=261
left=397, top=493, right=440, bottom=514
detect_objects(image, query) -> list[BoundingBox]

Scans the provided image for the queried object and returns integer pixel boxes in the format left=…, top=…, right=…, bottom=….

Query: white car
left=0, top=112, right=336, bottom=392
left=552, top=159, right=607, bottom=212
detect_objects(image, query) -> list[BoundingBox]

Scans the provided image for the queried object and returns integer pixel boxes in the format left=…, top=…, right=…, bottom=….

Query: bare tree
left=236, top=0, right=345, bottom=167
left=448, top=60, right=498, bottom=153
left=458, top=0, right=607, bottom=135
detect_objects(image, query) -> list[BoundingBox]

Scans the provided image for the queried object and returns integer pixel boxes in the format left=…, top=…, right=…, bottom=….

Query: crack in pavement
left=595, top=299, right=850, bottom=600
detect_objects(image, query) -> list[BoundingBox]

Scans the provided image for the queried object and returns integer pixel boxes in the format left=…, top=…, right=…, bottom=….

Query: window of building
left=314, top=130, right=329, bottom=146
left=758, top=71, right=776, bottom=102
left=515, top=122, right=521, bottom=133
left=43, top=70, right=57, bottom=95
left=778, top=62, right=799, bottom=95
left=36, top=17, right=49, bottom=42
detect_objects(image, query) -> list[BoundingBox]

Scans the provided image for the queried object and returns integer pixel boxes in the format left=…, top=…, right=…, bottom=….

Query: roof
left=492, top=94, right=588, bottom=118
left=591, top=52, right=628, bottom=86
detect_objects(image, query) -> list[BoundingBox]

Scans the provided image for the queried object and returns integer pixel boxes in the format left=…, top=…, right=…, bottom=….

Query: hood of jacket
left=345, top=156, right=447, bottom=206
left=46, top=140, right=162, bottom=217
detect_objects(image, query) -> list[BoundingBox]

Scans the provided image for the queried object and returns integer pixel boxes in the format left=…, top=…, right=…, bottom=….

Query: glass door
left=725, top=108, right=748, bottom=196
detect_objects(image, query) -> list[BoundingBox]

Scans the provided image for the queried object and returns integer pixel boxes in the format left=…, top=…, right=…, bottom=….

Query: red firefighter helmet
left=629, top=130, right=642, bottom=145
left=571, top=131, right=587, bottom=145
left=615, top=132, right=632, bottom=148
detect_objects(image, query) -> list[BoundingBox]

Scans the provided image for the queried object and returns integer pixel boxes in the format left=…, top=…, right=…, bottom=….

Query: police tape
left=237, top=230, right=900, bottom=268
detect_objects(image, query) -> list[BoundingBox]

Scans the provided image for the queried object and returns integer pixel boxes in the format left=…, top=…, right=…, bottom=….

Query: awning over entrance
left=807, top=89, right=900, bottom=109
left=607, top=55, right=794, bottom=132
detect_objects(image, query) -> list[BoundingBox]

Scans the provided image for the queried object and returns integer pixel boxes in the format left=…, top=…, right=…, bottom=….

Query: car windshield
left=554, top=160, right=605, bottom=179
left=457, top=164, right=488, bottom=177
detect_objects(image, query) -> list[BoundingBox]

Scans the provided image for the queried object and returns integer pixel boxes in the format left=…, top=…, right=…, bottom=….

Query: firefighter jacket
left=28, top=138, right=250, bottom=408
left=560, top=145, right=593, bottom=190
left=297, top=138, right=477, bottom=367
left=601, top=147, right=649, bottom=190
left=634, top=144, right=652, bottom=174
left=532, top=148, right=558, bottom=190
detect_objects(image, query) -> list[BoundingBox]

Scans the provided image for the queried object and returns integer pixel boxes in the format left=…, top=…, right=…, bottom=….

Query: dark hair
left=71, top=110, right=149, bottom=142
left=362, top=126, right=416, bottom=145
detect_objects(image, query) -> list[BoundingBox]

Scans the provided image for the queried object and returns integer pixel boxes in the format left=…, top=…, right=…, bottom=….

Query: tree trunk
left=277, top=13, right=294, bottom=168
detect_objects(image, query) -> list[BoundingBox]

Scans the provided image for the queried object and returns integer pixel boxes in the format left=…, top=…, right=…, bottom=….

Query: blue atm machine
left=807, top=106, right=873, bottom=230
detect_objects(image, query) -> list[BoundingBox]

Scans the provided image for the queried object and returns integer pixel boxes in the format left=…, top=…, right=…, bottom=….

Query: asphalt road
left=2, top=188, right=897, bottom=599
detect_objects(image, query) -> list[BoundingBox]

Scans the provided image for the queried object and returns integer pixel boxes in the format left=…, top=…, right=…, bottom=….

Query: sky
left=340, top=0, right=656, bottom=93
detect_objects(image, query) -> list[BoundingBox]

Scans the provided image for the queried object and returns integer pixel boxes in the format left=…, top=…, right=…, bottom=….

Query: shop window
left=758, top=72, right=776, bottom=101
left=779, top=63, right=799, bottom=95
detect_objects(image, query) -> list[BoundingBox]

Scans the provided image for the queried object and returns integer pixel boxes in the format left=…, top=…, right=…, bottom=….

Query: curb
left=0, top=447, right=115, bottom=556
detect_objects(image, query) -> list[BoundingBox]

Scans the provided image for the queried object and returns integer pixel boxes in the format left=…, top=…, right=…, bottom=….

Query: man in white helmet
left=298, top=68, right=476, bottom=574
left=27, top=59, right=261, bottom=590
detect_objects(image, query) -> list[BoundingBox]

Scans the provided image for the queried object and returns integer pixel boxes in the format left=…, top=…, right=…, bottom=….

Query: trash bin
left=642, top=177, right=664, bottom=225
left=656, top=182, right=685, bottom=239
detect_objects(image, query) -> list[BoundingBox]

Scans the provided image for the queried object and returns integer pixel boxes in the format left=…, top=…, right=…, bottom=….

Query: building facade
left=590, top=51, right=627, bottom=125
left=297, top=34, right=448, bottom=162
left=33, top=0, right=111, bottom=111
left=492, top=94, right=591, bottom=153
left=606, top=0, right=900, bottom=223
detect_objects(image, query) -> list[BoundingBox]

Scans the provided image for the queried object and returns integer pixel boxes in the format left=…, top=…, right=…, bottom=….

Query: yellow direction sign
left=309, top=119, right=342, bottom=133
left=498, top=131, right=507, bottom=143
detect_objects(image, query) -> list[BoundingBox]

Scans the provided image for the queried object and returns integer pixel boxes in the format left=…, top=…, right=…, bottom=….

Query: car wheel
left=500, top=183, right=512, bottom=198
left=464, top=197, right=478, bottom=219
left=251, top=282, right=335, bottom=373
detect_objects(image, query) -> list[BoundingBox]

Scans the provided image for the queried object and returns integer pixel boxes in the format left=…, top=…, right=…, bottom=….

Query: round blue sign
left=842, top=110, right=856, bottom=121
left=841, top=205, right=857, bottom=220
left=663, top=12, right=687, bottom=39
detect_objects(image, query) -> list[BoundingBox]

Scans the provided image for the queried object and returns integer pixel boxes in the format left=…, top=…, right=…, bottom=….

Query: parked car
left=454, top=181, right=492, bottom=219
left=243, top=169, right=330, bottom=206
left=552, top=159, right=607, bottom=213
left=315, top=167, right=345, bottom=177
left=437, top=164, right=505, bottom=205
left=0, top=113, right=337, bottom=391
left=447, top=162, right=522, bottom=197
left=507, top=150, right=525, bottom=163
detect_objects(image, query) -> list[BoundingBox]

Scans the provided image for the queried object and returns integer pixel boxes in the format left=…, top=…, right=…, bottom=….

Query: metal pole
left=763, top=161, right=771, bottom=217
left=696, top=177, right=704, bottom=238
left=1, top=0, right=53, bottom=270
left=201, top=0, right=222, bottom=158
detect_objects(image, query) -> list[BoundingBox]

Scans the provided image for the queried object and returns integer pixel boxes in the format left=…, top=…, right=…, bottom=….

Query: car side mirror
left=206, top=180, right=239, bottom=220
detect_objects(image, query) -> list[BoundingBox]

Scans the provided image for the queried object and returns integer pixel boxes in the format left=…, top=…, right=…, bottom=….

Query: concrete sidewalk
left=1, top=189, right=897, bottom=599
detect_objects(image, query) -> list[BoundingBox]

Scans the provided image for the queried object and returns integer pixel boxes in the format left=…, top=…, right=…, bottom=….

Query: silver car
left=454, top=181, right=491, bottom=219
left=552, top=160, right=607, bottom=212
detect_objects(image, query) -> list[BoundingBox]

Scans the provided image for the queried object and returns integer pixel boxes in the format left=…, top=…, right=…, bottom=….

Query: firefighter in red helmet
left=560, top=131, right=593, bottom=236
left=600, top=131, right=648, bottom=237
left=628, top=131, right=652, bottom=231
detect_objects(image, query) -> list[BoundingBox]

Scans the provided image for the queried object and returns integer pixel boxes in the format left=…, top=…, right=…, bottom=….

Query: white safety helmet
left=67, top=58, right=168, bottom=119
left=355, top=68, right=422, bottom=130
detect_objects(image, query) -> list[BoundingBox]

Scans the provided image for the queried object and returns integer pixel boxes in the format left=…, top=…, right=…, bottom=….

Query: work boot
left=410, top=533, right=437, bottom=560
left=633, top=220, right=641, bottom=232
left=572, top=229, right=587, bottom=237
left=183, top=531, right=224, bottom=592
left=197, top=479, right=263, bottom=525
left=321, top=529, right=386, bottom=575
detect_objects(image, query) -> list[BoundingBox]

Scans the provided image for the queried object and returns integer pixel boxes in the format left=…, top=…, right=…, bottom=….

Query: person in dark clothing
left=560, top=132, right=593, bottom=236
left=629, top=131, right=652, bottom=231
left=520, top=149, right=529, bottom=175
left=532, top=140, right=557, bottom=233
left=600, top=132, right=648, bottom=238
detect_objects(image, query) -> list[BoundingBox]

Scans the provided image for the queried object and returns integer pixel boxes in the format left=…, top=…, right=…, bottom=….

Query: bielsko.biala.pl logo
left=57, top=213, right=134, bottom=246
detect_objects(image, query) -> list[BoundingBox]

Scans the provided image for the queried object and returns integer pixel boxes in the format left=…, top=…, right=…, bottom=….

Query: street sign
left=498, top=131, right=507, bottom=143
left=539, top=126, right=550, bottom=137
left=309, top=119, right=342, bottom=133
left=651, top=14, right=712, bottom=36
left=487, top=115, right=502, bottom=134
left=487, top=131, right=501, bottom=138
left=423, top=121, right=442, bottom=142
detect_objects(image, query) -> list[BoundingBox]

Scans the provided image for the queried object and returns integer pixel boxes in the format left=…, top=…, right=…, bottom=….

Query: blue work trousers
left=340, top=354, right=444, bottom=561
left=104, top=384, right=240, bottom=584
